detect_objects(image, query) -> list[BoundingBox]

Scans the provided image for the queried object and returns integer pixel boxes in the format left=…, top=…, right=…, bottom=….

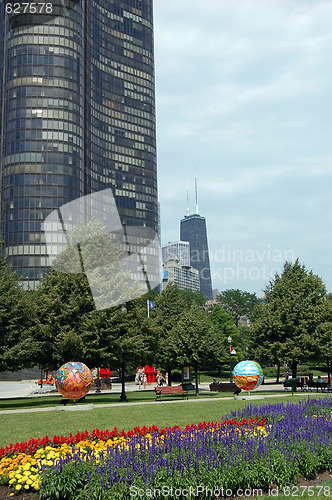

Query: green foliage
left=0, top=256, right=36, bottom=371
left=32, top=273, right=157, bottom=371
left=107, top=299, right=157, bottom=371
left=151, top=283, right=187, bottom=332
left=249, top=260, right=330, bottom=376
left=208, top=305, right=238, bottom=366
left=178, top=289, right=206, bottom=308
left=31, top=270, right=97, bottom=369
left=168, top=304, right=215, bottom=368
left=168, top=304, right=218, bottom=394
left=39, top=461, right=109, bottom=500
left=218, top=288, right=260, bottom=326
left=150, top=283, right=188, bottom=375
left=30, top=219, right=155, bottom=371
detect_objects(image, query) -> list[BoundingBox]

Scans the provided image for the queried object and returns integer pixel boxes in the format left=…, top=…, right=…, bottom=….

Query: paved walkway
left=0, top=380, right=326, bottom=415
left=0, top=379, right=284, bottom=399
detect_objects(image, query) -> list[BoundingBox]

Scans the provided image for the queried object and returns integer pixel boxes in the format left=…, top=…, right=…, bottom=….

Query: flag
left=147, top=299, right=155, bottom=317
left=230, top=346, right=237, bottom=355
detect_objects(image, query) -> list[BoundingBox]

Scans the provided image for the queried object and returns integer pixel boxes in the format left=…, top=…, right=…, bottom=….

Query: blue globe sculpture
left=233, top=360, right=264, bottom=392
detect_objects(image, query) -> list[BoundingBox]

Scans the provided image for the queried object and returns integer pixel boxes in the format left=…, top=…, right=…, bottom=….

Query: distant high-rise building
left=0, top=0, right=158, bottom=288
left=162, top=241, right=190, bottom=267
left=180, top=213, right=213, bottom=300
left=162, top=256, right=200, bottom=293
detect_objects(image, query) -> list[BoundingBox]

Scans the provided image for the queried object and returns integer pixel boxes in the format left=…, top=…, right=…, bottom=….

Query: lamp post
left=119, top=359, right=128, bottom=402
left=119, top=306, right=128, bottom=402
left=327, top=343, right=331, bottom=388
left=95, top=367, right=101, bottom=394
left=228, top=336, right=232, bottom=383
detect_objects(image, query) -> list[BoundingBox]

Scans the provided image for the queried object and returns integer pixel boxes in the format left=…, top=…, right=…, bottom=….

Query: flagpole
left=147, top=299, right=149, bottom=318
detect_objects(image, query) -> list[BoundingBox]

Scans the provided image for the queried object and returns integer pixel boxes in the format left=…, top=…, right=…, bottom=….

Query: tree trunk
left=166, top=365, right=172, bottom=386
left=276, top=363, right=280, bottom=384
left=194, top=364, right=199, bottom=396
left=290, top=360, right=297, bottom=379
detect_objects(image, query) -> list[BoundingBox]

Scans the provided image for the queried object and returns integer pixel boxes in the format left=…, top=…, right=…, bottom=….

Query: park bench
left=209, top=382, right=241, bottom=393
left=155, top=385, right=188, bottom=400
left=284, top=377, right=330, bottom=392
left=307, top=380, right=329, bottom=392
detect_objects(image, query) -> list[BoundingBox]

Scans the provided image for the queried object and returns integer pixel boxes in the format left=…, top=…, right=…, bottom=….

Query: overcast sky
left=153, top=0, right=332, bottom=296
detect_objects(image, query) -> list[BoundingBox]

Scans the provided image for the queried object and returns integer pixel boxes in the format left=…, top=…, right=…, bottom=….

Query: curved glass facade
left=0, top=0, right=158, bottom=287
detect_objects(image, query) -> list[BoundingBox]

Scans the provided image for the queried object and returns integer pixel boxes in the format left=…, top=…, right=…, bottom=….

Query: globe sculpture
left=55, top=362, right=93, bottom=400
left=233, top=360, right=264, bottom=392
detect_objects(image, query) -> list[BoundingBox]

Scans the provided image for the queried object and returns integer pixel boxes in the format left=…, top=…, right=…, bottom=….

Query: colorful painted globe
left=55, top=362, right=93, bottom=399
left=233, top=360, right=264, bottom=392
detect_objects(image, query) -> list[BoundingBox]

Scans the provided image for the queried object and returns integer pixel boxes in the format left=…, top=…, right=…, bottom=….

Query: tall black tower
left=0, top=0, right=158, bottom=288
left=180, top=213, right=213, bottom=300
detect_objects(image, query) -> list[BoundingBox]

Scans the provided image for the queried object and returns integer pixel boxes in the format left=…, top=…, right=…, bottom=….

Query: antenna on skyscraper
left=194, top=168, right=199, bottom=215
left=186, top=184, right=190, bottom=216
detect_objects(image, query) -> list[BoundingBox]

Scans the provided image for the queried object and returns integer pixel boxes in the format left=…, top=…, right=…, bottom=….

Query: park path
left=0, top=390, right=318, bottom=415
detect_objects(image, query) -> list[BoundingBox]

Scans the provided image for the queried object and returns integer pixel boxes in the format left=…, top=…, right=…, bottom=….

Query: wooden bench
left=209, top=382, right=241, bottom=393
left=284, top=377, right=330, bottom=392
left=155, top=385, right=188, bottom=400
left=307, top=381, right=328, bottom=392
left=283, top=378, right=304, bottom=391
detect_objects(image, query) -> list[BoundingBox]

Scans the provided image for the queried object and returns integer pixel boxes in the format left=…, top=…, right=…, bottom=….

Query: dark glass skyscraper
left=0, top=0, right=158, bottom=288
left=180, top=213, right=213, bottom=300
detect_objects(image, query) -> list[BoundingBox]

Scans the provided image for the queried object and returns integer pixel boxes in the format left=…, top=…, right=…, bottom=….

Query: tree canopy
left=168, top=304, right=217, bottom=395
left=249, top=259, right=330, bottom=377
left=0, top=256, right=36, bottom=371
left=217, top=289, right=260, bottom=326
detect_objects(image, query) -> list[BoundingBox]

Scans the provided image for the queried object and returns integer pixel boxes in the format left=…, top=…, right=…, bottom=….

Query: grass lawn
left=0, top=393, right=328, bottom=448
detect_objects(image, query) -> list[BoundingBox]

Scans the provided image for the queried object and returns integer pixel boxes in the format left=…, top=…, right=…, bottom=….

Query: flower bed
left=0, top=398, right=331, bottom=499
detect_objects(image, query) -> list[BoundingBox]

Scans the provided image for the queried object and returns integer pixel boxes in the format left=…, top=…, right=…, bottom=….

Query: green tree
left=32, top=218, right=150, bottom=371
left=32, top=270, right=97, bottom=370
left=0, top=257, right=36, bottom=371
left=208, top=305, right=238, bottom=374
left=249, top=260, right=329, bottom=378
left=218, top=289, right=260, bottom=327
left=178, top=289, right=206, bottom=308
left=150, top=283, right=188, bottom=385
left=312, top=296, right=332, bottom=378
left=100, top=298, right=157, bottom=401
left=168, top=304, right=217, bottom=395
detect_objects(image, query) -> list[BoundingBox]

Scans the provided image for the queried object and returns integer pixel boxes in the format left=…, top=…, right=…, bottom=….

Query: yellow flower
left=15, top=484, right=22, bottom=490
